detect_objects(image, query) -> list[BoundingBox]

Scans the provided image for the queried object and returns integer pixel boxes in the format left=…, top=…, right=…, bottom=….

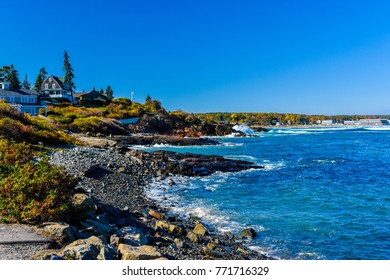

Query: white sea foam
left=263, top=162, right=285, bottom=171
left=128, top=145, right=150, bottom=150
left=152, top=143, right=213, bottom=149
left=269, top=127, right=361, bottom=135
left=221, top=142, right=244, bottom=147
left=232, top=123, right=254, bottom=134
left=248, top=245, right=275, bottom=258
left=364, top=126, right=390, bottom=131
left=225, top=155, right=257, bottom=161
left=297, top=251, right=323, bottom=260
left=145, top=175, right=257, bottom=234
left=313, top=159, right=345, bottom=164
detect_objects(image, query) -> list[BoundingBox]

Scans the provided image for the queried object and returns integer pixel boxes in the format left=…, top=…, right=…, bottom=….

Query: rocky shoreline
left=28, top=137, right=271, bottom=260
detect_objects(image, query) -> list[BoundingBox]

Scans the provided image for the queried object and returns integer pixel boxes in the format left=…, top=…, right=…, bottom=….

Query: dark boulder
left=237, top=228, right=258, bottom=239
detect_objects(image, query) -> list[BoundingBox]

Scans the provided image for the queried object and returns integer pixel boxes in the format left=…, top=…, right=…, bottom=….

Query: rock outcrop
left=33, top=146, right=272, bottom=260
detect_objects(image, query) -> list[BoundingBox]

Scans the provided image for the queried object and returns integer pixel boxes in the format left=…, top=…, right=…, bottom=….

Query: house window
left=49, top=77, right=52, bottom=82
left=52, top=84, right=56, bottom=89
left=45, top=84, right=48, bottom=89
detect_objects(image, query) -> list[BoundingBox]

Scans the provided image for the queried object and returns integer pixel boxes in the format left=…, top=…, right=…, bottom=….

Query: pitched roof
left=0, top=88, right=38, bottom=97
left=42, top=75, right=71, bottom=91
left=74, top=89, right=108, bottom=100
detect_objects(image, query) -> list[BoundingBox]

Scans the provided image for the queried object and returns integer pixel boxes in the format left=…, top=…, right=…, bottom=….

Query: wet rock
left=238, top=228, right=257, bottom=239
left=168, top=179, right=176, bottom=185
left=169, top=224, right=186, bottom=236
left=148, top=210, right=165, bottom=220
left=174, top=238, right=187, bottom=249
left=193, top=222, right=208, bottom=236
left=155, top=220, right=170, bottom=231
left=118, top=244, right=162, bottom=260
left=186, top=232, right=199, bottom=243
left=203, top=247, right=223, bottom=258
left=207, top=242, right=216, bottom=250
left=236, top=247, right=249, bottom=255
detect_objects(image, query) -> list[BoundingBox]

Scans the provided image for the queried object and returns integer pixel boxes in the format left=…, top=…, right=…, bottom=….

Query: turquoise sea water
left=143, top=127, right=390, bottom=260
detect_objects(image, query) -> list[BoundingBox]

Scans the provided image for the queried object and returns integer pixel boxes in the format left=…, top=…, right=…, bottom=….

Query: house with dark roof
left=74, top=88, right=109, bottom=105
left=0, top=81, right=46, bottom=115
left=40, top=75, right=74, bottom=103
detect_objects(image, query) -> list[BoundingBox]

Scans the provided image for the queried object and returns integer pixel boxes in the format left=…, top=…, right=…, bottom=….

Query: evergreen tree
left=6, top=65, right=21, bottom=90
left=0, top=65, right=11, bottom=83
left=145, top=94, right=152, bottom=104
left=105, top=85, right=114, bottom=101
left=99, top=88, right=104, bottom=95
left=0, top=66, right=6, bottom=82
left=21, top=74, right=31, bottom=89
left=63, top=50, right=75, bottom=91
left=34, top=67, right=47, bottom=91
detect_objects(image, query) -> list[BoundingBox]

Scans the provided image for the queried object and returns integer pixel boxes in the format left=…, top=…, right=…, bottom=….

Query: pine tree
left=7, top=65, right=21, bottom=90
left=34, top=67, right=47, bottom=91
left=0, top=65, right=11, bottom=83
left=145, top=94, right=152, bottom=104
left=105, top=85, right=114, bottom=101
left=21, top=74, right=31, bottom=89
left=63, top=50, right=75, bottom=91
left=0, top=66, right=7, bottom=82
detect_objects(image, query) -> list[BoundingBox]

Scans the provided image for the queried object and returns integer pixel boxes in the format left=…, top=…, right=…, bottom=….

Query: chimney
left=1, top=82, right=10, bottom=90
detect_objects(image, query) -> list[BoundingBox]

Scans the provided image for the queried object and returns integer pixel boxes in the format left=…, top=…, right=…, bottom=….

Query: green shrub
left=70, top=116, right=101, bottom=133
left=0, top=101, right=27, bottom=123
left=0, top=140, right=74, bottom=223
left=69, top=116, right=126, bottom=135
left=0, top=117, right=34, bottom=141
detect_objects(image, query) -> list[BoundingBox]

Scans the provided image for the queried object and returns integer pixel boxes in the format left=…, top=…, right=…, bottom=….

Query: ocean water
left=141, top=127, right=390, bottom=260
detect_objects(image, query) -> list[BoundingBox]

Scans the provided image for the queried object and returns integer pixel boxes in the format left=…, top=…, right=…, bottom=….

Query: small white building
left=358, top=119, right=389, bottom=126
left=344, top=120, right=359, bottom=125
left=321, top=120, right=334, bottom=126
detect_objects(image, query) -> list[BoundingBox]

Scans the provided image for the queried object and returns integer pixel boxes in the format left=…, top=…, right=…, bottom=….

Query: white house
left=0, top=82, right=46, bottom=115
left=359, top=119, right=389, bottom=126
left=321, top=120, right=334, bottom=126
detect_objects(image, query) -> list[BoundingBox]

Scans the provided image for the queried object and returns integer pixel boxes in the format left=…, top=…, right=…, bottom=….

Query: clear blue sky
left=2, top=0, right=390, bottom=115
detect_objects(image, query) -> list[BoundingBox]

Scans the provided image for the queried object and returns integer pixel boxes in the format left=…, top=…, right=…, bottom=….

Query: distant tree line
left=194, top=112, right=390, bottom=126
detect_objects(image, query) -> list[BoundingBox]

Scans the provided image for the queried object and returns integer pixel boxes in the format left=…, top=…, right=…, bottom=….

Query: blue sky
left=1, top=0, right=390, bottom=115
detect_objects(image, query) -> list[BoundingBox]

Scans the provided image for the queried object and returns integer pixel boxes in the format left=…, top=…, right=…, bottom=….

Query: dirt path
left=0, top=224, right=52, bottom=260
